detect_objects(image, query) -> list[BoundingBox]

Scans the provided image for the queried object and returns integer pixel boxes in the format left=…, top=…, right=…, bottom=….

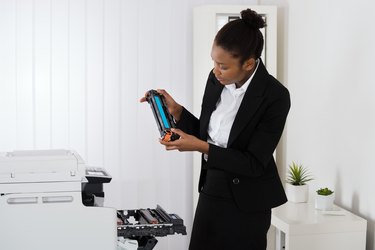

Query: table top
left=271, top=202, right=367, bottom=235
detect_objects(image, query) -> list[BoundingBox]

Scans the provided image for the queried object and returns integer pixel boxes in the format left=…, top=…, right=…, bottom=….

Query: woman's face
left=211, top=43, right=255, bottom=87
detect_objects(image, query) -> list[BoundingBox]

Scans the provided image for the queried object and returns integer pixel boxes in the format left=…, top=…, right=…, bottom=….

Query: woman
left=141, top=8, right=290, bottom=250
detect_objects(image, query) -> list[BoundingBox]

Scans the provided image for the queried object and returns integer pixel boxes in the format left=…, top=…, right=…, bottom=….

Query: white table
left=271, top=202, right=367, bottom=250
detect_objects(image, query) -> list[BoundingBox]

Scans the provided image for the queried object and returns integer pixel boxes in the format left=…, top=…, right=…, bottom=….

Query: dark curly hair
left=214, top=9, right=266, bottom=64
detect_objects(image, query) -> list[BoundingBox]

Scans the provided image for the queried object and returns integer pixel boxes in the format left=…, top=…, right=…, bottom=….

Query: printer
left=0, top=149, right=186, bottom=250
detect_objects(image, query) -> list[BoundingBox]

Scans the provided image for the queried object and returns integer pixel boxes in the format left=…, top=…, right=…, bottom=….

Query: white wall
left=1, top=0, right=375, bottom=249
left=0, top=0, right=257, bottom=249
left=0, top=0, right=193, bottom=249
left=281, top=0, right=375, bottom=249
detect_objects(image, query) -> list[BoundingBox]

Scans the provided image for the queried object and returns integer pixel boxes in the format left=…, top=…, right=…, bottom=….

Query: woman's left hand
left=159, top=128, right=209, bottom=154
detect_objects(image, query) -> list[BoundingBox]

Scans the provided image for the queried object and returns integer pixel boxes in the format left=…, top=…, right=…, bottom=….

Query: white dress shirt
left=207, top=60, right=260, bottom=149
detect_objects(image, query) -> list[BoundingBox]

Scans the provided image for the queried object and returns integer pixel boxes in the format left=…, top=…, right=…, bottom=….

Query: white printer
left=0, top=149, right=186, bottom=250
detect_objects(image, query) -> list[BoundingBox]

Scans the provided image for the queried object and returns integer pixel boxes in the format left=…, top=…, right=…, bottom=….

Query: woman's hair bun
left=240, top=8, right=266, bottom=30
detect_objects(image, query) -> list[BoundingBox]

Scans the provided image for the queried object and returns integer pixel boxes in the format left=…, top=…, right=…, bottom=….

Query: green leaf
left=316, top=187, right=334, bottom=195
left=286, top=162, right=313, bottom=185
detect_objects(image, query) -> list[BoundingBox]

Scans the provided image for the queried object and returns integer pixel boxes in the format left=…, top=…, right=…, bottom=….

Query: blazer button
left=233, top=178, right=240, bottom=184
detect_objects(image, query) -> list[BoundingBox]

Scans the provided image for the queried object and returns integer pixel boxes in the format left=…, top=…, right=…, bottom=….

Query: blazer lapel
left=199, top=71, right=223, bottom=140
left=227, top=60, right=269, bottom=147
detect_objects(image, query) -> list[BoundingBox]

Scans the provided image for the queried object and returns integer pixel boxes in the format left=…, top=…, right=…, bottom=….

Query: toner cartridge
left=146, top=90, right=180, bottom=142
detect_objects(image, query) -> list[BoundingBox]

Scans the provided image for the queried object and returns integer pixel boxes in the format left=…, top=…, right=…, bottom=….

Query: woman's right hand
left=139, top=89, right=183, bottom=122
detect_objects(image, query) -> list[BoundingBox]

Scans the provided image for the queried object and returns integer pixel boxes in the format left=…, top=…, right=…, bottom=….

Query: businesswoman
left=141, top=8, right=290, bottom=250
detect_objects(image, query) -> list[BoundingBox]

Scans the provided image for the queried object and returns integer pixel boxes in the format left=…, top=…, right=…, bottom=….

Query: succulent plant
left=316, top=187, right=334, bottom=196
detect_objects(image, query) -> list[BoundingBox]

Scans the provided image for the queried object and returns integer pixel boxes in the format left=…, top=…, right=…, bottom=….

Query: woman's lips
left=216, top=76, right=224, bottom=82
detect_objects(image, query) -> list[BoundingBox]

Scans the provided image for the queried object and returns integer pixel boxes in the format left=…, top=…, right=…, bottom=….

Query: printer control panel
left=82, top=167, right=112, bottom=207
left=85, top=167, right=112, bottom=183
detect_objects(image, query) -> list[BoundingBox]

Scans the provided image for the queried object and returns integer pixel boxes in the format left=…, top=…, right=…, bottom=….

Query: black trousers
left=189, top=170, right=271, bottom=250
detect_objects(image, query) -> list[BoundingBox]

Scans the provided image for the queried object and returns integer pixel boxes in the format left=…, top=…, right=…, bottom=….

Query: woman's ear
left=243, top=58, right=256, bottom=71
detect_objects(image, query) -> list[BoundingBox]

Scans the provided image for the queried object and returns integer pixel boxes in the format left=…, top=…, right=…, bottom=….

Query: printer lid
left=0, top=149, right=86, bottom=184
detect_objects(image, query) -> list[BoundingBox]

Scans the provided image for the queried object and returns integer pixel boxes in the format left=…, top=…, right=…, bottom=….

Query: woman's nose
left=213, top=65, right=220, bottom=76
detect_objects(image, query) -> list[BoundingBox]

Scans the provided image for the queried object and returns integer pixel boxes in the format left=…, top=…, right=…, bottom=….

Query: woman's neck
left=235, top=68, right=255, bottom=88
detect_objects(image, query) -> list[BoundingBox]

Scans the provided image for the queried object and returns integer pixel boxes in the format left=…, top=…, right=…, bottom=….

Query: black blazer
left=177, top=60, right=290, bottom=212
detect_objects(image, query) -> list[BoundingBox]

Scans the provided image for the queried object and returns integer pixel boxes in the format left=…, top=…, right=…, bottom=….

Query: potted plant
left=285, top=162, right=313, bottom=203
left=315, top=187, right=335, bottom=210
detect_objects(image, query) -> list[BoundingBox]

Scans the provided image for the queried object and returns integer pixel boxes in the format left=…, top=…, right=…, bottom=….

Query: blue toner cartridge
left=146, top=90, right=180, bottom=142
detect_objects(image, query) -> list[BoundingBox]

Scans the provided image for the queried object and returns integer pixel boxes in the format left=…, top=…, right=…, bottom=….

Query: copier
left=0, top=149, right=186, bottom=250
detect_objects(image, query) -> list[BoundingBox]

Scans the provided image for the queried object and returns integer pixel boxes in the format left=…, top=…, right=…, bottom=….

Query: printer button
left=232, top=178, right=240, bottom=184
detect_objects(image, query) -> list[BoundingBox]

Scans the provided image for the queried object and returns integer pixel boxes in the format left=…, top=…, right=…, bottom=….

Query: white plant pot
left=285, top=183, right=309, bottom=203
left=315, top=193, right=335, bottom=210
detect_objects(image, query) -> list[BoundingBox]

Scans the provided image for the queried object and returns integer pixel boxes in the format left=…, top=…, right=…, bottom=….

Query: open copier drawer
left=0, top=150, right=186, bottom=250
